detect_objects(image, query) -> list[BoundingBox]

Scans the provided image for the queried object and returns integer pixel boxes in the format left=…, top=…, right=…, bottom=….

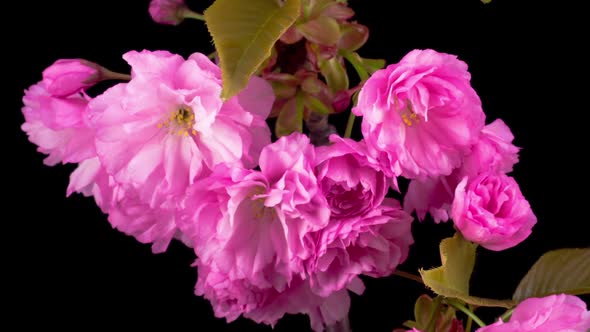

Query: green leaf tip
left=205, top=0, right=301, bottom=100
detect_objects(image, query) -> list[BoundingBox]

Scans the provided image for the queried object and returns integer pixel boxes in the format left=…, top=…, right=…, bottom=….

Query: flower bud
left=149, top=0, right=189, bottom=26
left=42, top=59, right=101, bottom=97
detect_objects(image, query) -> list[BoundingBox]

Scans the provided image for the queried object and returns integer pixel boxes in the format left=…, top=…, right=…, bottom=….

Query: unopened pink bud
left=42, top=59, right=100, bottom=97
left=332, top=89, right=353, bottom=113
left=149, top=0, right=188, bottom=26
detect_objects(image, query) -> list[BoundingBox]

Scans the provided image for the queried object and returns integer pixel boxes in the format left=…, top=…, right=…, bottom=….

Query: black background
left=6, top=0, right=589, bottom=331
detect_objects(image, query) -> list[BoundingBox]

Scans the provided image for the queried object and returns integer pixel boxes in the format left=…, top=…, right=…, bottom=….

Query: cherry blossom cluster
left=22, top=50, right=414, bottom=331
left=21, top=2, right=587, bottom=329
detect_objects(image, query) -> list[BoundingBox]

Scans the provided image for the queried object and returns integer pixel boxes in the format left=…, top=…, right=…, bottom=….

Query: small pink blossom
left=21, top=81, right=95, bottom=165
left=149, top=0, right=189, bottom=25
left=196, top=258, right=362, bottom=331
left=245, top=276, right=364, bottom=332
left=354, top=49, right=485, bottom=179
left=315, top=135, right=390, bottom=219
left=89, top=50, right=272, bottom=205
left=476, top=294, right=590, bottom=332
left=307, top=198, right=414, bottom=297
left=68, top=50, right=273, bottom=253
left=405, top=119, right=520, bottom=223
left=451, top=172, right=536, bottom=251
left=179, top=133, right=333, bottom=329
left=42, top=59, right=100, bottom=97
left=179, top=134, right=329, bottom=286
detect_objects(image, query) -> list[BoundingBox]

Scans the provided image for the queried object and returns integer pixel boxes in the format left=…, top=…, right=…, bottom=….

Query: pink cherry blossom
left=179, top=133, right=332, bottom=328
left=196, top=258, right=363, bottom=331
left=404, top=119, right=520, bottom=223
left=315, top=135, right=390, bottom=219
left=354, top=49, right=485, bottom=179
left=149, top=0, right=189, bottom=25
left=451, top=172, right=536, bottom=251
left=89, top=50, right=272, bottom=205
left=21, top=81, right=95, bottom=166
left=476, top=294, right=590, bottom=332
left=245, top=276, right=364, bottom=332
left=67, top=50, right=273, bottom=252
left=42, top=59, right=100, bottom=97
left=179, top=133, right=329, bottom=284
left=307, top=198, right=414, bottom=297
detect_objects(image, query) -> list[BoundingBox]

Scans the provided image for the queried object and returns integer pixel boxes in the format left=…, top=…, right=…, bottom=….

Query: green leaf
left=481, top=0, right=492, bottom=3
left=205, top=0, right=301, bottom=100
left=513, top=248, right=590, bottom=302
left=421, top=233, right=476, bottom=295
left=275, top=95, right=303, bottom=137
left=319, top=57, right=349, bottom=93
left=420, top=233, right=515, bottom=308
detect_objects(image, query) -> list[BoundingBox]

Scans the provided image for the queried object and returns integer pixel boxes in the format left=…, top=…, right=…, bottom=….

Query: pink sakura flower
left=244, top=276, right=365, bottom=332
left=28, top=76, right=182, bottom=252
left=307, top=198, right=414, bottom=297
left=476, top=294, right=590, bottom=332
left=451, top=172, right=536, bottom=251
left=89, top=50, right=272, bottom=206
left=21, top=81, right=95, bottom=166
left=354, top=49, right=485, bottom=179
left=404, top=119, right=520, bottom=223
left=68, top=50, right=273, bottom=252
left=315, top=135, right=390, bottom=219
left=179, top=133, right=329, bottom=284
left=149, top=0, right=190, bottom=25
left=196, top=260, right=363, bottom=332
left=178, top=133, right=332, bottom=328
left=310, top=136, right=412, bottom=296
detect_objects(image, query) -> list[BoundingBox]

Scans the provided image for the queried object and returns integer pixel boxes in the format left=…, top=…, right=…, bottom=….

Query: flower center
left=400, top=102, right=420, bottom=127
left=250, top=187, right=275, bottom=220
left=158, top=106, right=197, bottom=137
left=394, top=96, right=420, bottom=127
left=252, top=198, right=267, bottom=219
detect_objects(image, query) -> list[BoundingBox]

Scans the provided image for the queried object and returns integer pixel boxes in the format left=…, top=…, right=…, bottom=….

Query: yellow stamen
left=398, top=100, right=420, bottom=126
left=157, top=106, right=197, bottom=136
